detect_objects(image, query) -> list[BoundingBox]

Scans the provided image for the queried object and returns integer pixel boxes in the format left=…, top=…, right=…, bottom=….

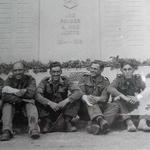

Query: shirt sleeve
left=78, top=76, right=86, bottom=94
left=2, top=93, right=22, bottom=103
left=23, top=77, right=36, bottom=99
left=98, top=79, right=110, bottom=102
left=2, top=77, right=12, bottom=99
left=36, top=79, right=51, bottom=105
left=2, top=77, right=19, bottom=102
left=68, top=78, right=83, bottom=102
left=107, top=78, right=122, bottom=97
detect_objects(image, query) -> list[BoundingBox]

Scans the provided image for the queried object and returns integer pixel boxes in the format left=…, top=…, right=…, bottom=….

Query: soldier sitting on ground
left=36, top=61, right=82, bottom=133
left=0, top=62, right=40, bottom=141
left=78, top=62, right=119, bottom=135
left=107, top=62, right=150, bottom=132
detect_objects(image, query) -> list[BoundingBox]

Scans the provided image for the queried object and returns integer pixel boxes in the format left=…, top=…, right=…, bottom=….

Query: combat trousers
left=117, top=99, right=149, bottom=121
left=2, top=102, right=39, bottom=134
left=38, top=100, right=80, bottom=123
left=79, top=101, right=119, bottom=126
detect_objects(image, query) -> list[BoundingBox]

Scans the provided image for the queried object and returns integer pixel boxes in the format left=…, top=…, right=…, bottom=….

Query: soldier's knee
left=26, top=103, right=38, bottom=114
left=3, top=103, right=13, bottom=110
left=110, top=102, right=120, bottom=110
left=26, top=102, right=35, bottom=108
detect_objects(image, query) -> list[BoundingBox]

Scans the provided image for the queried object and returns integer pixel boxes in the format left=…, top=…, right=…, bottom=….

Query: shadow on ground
left=1, top=117, right=150, bottom=150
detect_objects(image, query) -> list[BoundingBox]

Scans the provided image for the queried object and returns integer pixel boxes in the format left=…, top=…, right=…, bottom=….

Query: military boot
left=126, top=119, right=136, bottom=132
left=64, top=116, right=77, bottom=132
left=96, top=116, right=110, bottom=134
left=138, top=119, right=150, bottom=132
left=30, top=129, right=40, bottom=139
left=40, top=118, right=52, bottom=133
left=86, top=123, right=100, bottom=135
left=0, top=130, right=13, bottom=141
left=65, top=121, right=77, bottom=132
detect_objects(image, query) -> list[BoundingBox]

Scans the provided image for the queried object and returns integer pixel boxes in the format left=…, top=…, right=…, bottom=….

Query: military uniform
left=108, top=74, right=146, bottom=121
left=36, top=76, right=82, bottom=131
left=1, top=74, right=39, bottom=134
left=79, top=73, right=119, bottom=126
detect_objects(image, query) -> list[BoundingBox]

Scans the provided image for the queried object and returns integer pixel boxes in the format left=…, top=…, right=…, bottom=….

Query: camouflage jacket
left=108, top=74, right=146, bottom=97
left=36, top=76, right=82, bottom=105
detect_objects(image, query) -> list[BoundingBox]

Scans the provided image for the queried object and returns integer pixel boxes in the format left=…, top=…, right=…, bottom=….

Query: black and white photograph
left=0, top=0, right=150, bottom=150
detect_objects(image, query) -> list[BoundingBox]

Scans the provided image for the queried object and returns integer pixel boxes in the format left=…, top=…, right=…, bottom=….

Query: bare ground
left=0, top=130, right=150, bottom=150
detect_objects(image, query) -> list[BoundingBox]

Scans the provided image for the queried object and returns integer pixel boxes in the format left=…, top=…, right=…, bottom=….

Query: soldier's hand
left=15, top=89, right=27, bottom=97
left=88, top=95, right=98, bottom=105
left=82, top=95, right=93, bottom=106
left=128, top=96, right=139, bottom=105
left=58, top=98, right=70, bottom=108
left=114, top=95, right=121, bottom=101
left=48, top=101, right=59, bottom=111
left=119, top=94, right=131, bottom=102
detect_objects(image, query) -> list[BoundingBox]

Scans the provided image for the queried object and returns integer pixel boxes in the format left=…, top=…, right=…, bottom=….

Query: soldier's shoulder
left=80, top=72, right=91, bottom=81
left=113, top=74, right=124, bottom=83
left=102, top=76, right=109, bottom=81
left=61, top=75, right=69, bottom=80
left=82, top=72, right=91, bottom=78
left=61, top=76, right=71, bottom=84
left=41, top=76, right=50, bottom=82
left=134, top=74, right=143, bottom=83
left=134, top=74, right=141, bottom=79
left=7, top=72, right=13, bottom=79
left=16, top=74, right=33, bottom=83
left=101, top=76, right=110, bottom=85
left=24, top=73, right=35, bottom=79
left=116, top=74, right=123, bottom=78
left=62, top=75, right=74, bottom=83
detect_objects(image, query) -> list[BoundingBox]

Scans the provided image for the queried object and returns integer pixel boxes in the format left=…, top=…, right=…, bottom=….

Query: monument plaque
left=40, top=0, right=100, bottom=62
left=58, top=10, right=82, bottom=45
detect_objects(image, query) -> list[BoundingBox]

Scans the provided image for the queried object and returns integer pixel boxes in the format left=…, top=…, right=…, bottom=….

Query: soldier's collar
left=48, top=76, right=64, bottom=85
left=95, top=75, right=103, bottom=82
left=123, top=75, right=134, bottom=80
left=90, top=75, right=103, bottom=83
left=11, top=74, right=26, bottom=80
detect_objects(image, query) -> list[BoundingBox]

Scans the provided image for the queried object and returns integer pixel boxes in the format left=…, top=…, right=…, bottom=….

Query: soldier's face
left=50, top=66, right=62, bottom=82
left=90, top=63, right=102, bottom=77
left=121, top=64, right=134, bottom=79
left=12, top=63, right=25, bottom=80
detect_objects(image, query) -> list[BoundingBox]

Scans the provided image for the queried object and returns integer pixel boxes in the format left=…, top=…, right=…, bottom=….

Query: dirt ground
left=0, top=129, right=150, bottom=150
